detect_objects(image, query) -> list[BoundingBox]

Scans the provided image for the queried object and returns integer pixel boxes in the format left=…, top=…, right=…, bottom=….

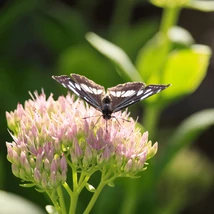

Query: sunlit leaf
left=20, top=183, right=36, bottom=188
left=58, top=45, right=118, bottom=87
left=136, top=33, right=165, bottom=82
left=86, top=183, right=96, bottom=192
left=136, top=27, right=194, bottom=83
left=168, top=26, right=194, bottom=46
left=46, top=205, right=58, bottom=214
left=150, top=0, right=190, bottom=8
left=0, top=191, right=45, bottom=214
left=163, top=45, right=211, bottom=100
left=86, top=32, right=142, bottom=82
left=187, top=0, right=214, bottom=12
left=112, top=19, right=159, bottom=59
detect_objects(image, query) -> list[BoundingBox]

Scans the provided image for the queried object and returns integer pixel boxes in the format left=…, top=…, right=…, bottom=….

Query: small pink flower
left=6, top=90, right=157, bottom=190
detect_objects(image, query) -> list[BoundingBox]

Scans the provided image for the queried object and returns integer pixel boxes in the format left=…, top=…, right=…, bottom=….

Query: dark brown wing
left=52, top=74, right=105, bottom=111
left=107, top=82, right=170, bottom=112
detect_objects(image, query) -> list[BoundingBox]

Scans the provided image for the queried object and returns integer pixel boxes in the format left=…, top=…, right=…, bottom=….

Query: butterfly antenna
left=83, top=114, right=102, bottom=119
left=117, top=117, right=130, bottom=123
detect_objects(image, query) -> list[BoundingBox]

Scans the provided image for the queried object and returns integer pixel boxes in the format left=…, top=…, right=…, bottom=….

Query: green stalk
left=119, top=181, right=139, bottom=214
left=160, top=7, right=180, bottom=35
left=121, top=5, right=181, bottom=214
left=109, top=0, right=135, bottom=39
left=159, top=6, right=180, bottom=78
left=83, top=181, right=106, bottom=214
left=143, top=6, right=180, bottom=137
left=68, top=167, right=79, bottom=214
left=143, top=104, right=162, bottom=139
left=63, top=182, right=73, bottom=195
left=46, top=190, right=62, bottom=214
left=72, top=167, right=78, bottom=191
left=57, top=186, right=67, bottom=214
left=69, top=192, right=79, bottom=214
left=83, top=170, right=115, bottom=214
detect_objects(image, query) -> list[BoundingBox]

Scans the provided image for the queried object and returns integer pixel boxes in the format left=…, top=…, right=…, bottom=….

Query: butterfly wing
left=108, top=82, right=171, bottom=112
left=52, top=74, right=105, bottom=111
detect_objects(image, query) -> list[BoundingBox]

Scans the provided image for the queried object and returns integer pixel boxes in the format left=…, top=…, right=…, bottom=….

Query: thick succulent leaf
left=187, top=1, right=214, bottom=12
left=46, top=205, right=58, bottom=214
left=0, top=191, right=45, bottom=214
left=157, top=109, right=214, bottom=172
left=162, top=45, right=211, bottom=100
left=136, top=27, right=194, bottom=83
left=136, top=33, right=166, bottom=82
left=86, top=183, right=96, bottom=192
left=86, top=32, right=142, bottom=82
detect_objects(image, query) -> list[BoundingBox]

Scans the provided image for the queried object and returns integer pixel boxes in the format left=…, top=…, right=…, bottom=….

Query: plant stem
left=68, top=167, right=79, bottom=214
left=121, top=6, right=181, bottom=214
left=109, top=0, right=135, bottom=40
left=72, top=167, right=78, bottom=191
left=69, top=192, right=79, bottom=214
left=46, top=190, right=61, bottom=214
left=63, top=182, right=73, bottom=195
left=83, top=170, right=115, bottom=214
left=159, top=6, right=180, bottom=79
left=83, top=181, right=106, bottom=214
left=119, top=181, right=138, bottom=214
left=143, top=6, right=180, bottom=138
left=57, top=185, right=67, bottom=214
left=160, top=7, right=180, bottom=35
left=143, top=104, right=162, bottom=139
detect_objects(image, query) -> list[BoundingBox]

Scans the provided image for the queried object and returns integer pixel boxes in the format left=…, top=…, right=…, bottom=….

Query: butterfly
left=52, top=74, right=170, bottom=127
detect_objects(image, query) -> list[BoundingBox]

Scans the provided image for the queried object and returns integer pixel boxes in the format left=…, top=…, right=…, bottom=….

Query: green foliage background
left=1, top=0, right=214, bottom=213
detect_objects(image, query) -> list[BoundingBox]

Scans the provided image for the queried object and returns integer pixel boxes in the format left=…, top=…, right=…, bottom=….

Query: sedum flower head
left=6, top=90, right=158, bottom=190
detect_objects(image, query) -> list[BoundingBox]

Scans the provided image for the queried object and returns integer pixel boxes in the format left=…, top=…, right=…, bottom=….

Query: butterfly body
left=52, top=74, right=171, bottom=121
left=101, top=95, right=113, bottom=120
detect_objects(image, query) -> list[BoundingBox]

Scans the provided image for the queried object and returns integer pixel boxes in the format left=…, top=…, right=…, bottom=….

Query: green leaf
left=57, top=45, right=118, bottom=87
left=86, top=183, right=96, bottom=192
left=168, top=26, right=194, bottom=46
left=107, top=181, right=115, bottom=187
left=112, top=19, right=159, bottom=59
left=86, top=32, right=142, bottom=82
left=136, top=33, right=165, bottom=82
left=187, top=0, right=214, bottom=12
left=46, top=205, right=58, bottom=214
left=163, top=45, right=211, bottom=100
left=136, top=27, right=194, bottom=83
left=150, top=0, right=190, bottom=8
left=157, top=109, right=214, bottom=173
left=34, top=4, right=86, bottom=53
left=35, top=187, right=46, bottom=193
left=20, top=183, right=36, bottom=188
left=0, top=191, right=45, bottom=214
left=0, top=0, right=43, bottom=37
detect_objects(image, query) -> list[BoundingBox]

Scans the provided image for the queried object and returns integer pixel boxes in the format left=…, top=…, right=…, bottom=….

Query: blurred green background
left=1, top=0, right=214, bottom=213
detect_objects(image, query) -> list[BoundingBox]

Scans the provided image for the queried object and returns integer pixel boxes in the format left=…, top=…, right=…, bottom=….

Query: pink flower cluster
left=6, top=91, right=158, bottom=188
